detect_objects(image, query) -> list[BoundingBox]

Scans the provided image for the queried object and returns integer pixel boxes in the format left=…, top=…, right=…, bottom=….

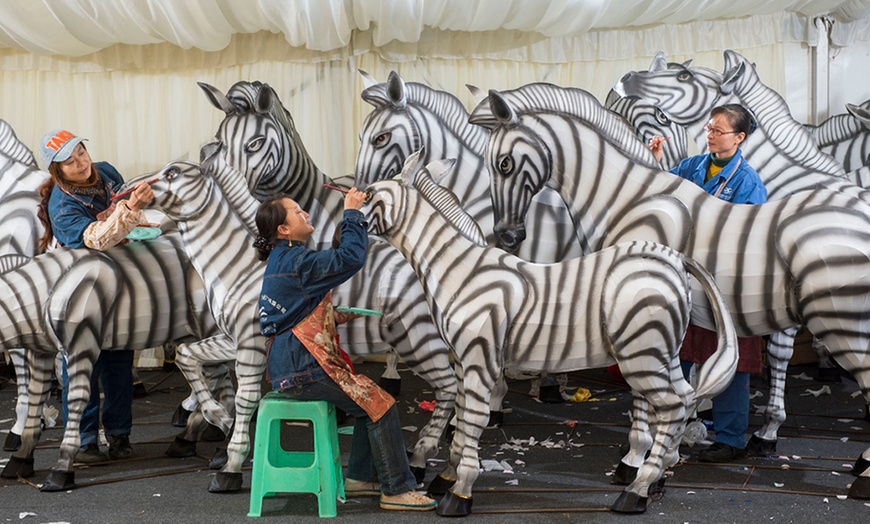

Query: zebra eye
left=677, top=71, right=691, bottom=82
left=497, top=156, right=514, bottom=175
left=373, top=132, right=391, bottom=148
left=654, top=108, right=671, bottom=126
left=246, top=136, right=265, bottom=154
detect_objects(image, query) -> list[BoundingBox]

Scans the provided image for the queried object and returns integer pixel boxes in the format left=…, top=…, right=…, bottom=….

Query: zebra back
left=810, top=100, right=870, bottom=172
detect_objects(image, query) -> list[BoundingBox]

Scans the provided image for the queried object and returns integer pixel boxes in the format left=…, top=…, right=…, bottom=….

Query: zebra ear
left=398, top=147, right=426, bottom=187
left=255, top=84, right=275, bottom=115
left=467, top=84, right=486, bottom=105
left=359, top=69, right=378, bottom=89
left=720, top=61, right=745, bottom=96
left=847, top=103, right=870, bottom=128
left=681, top=59, right=693, bottom=67
left=198, top=82, right=236, bottom=114
left=427, top=158, right=456, bottom=185
left=386, top=71, right=407, bottom=110
left=649, top=51, right=667, bottom=72
left=489, top=90, right=519, bottom=127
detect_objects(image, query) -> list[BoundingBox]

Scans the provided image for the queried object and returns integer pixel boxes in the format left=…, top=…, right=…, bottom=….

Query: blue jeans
left=277, top=369, right=417, bottom=496
left=62, top=350, right=134, bottom=446
left=681, top=360, right=749, bottom=449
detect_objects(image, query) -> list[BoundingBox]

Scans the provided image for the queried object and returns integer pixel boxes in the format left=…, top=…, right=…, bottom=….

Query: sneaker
left=75, top=443, right=107, bottom=464
left=379, top=490, right=437, bottom=511
left=107, top=435, right=133, bottom=460
left=698, top=442, right=746, bottom=463
left=345, top=478, right=380, bottom=497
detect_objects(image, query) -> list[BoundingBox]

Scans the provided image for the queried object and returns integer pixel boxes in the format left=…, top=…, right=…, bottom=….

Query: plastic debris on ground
left=568, top=387, right=591, bottom=402
left=417, top=400, right=436, bottom=412
left=801, top=385, right=831, bottom=397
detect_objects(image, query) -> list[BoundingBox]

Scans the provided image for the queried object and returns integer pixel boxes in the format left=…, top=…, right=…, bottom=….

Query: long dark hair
left=253, top=195, right=289, bottom=261
left=36, top=144, right=99, bottom=251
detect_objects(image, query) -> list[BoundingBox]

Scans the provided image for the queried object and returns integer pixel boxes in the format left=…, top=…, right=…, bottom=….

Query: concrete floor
left=0, top=359, right=868, bottom=523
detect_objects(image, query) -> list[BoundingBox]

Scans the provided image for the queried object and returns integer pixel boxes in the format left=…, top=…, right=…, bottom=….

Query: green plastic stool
left=248, top=392, right=345, bottom=518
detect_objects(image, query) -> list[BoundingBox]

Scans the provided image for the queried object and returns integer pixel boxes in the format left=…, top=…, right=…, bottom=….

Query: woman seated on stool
left=253, top=187, right=436, bottom=512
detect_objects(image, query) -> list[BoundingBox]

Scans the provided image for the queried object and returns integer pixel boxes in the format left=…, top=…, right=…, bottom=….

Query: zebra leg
left=1, top=350, right=54, bottom=480
left=436, top=363, right=494, bottom=517
left=613, top=392, right=652, bottom=485
left=41, top=347, right=100, bottom=492
left=211, top=340, right=266, bottom=492
left=165, top=362, right=235, bottom=458
left=378, top=350, right=402, bottom=396
left=748, top=328, right=795, bottom=456
left=613, top=362, right=690, bottom=514
left=4, top=347, right=28, bottom=451
left=428, top=361, right=467, bottom=497
left=376, top=267, right=458, bottom=483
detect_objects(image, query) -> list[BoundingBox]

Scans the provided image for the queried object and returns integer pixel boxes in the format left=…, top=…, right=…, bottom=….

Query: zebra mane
left=400, top=152, right=486, bottom=246
left=0, top=119, right=37, bottom=167
left=362, top=73, right=486, bottom=151
left=469, top=83, right=655, bottom=164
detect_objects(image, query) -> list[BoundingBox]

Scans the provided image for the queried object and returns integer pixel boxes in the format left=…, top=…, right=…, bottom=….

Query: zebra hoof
left=611, top=461, right=638, bottom=485
left=378, top=377, right=402, bottom=397
left=209, top=447, right=229, bottom=470
left=208, top=471, right=243, bottom=492
left=610, top=490, right=648, bottom=514
left=436, top=491, right=472, bottom=516
left=3, top=431, right=21, bottom=452
left=170, top=405, right=192, bottom=427
left=851, top=456, right=870, bottom=477
left=1, top=456, right=34, bottom=479
left=164, top=436, right=197, bottom=458
left=426, top=474, right=456, bottom=497
left=745, top=434, right=777, bottom=457
left=411, top=466, right=427, bottom=485
left=199, top=424, right=226, bottom=442
left=486, top=410, right=504, bottom=428
left=848, top=475, right=870, bottom=499
left=648, top=477, right=667, bottom=499
left=40, top=469, right=74, bottom=492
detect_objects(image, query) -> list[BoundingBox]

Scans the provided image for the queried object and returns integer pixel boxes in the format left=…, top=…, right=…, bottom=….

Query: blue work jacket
left=670, top=149, right=767, bottom=204
left=259, top=209, right=368, bottom=391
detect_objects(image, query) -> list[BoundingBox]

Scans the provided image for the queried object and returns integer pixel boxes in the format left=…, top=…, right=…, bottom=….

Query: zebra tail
left=681, top=256, right=739, bottom=401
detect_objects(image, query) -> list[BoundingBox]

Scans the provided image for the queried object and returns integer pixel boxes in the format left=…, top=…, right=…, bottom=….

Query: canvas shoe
left=379, top=490, right=436, bottom=511
left=344, top=479, right=380, bottom=497
left=107, top=435, right=133, bottom=460
left=75, top=443, right=107, bottom=464
left=698, top=442, right=746, bottom=463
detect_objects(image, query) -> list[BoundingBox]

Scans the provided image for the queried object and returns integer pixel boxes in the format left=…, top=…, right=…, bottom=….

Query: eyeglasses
left=703, top=123, right=740, bottom=138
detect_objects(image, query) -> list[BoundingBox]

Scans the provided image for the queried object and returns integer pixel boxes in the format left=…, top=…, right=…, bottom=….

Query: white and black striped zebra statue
left=469, top=82, right=870, bottom=502
left=363, top=150, right=739, bottom=516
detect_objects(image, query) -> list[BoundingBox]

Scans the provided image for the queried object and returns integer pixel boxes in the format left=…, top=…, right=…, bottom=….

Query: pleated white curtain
left=0, top=3, right=848, bottom=178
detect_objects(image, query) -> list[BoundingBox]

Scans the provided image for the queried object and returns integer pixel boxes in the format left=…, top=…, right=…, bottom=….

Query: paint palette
left=335, top=306, right=383, bottom=317
left=126, top=226, right=162, bottom=241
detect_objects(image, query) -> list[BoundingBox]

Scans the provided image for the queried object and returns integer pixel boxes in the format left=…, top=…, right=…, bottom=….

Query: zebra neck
left=177, top=186, right=260, bottom=316
left=208, top=161, right=260, bottom=235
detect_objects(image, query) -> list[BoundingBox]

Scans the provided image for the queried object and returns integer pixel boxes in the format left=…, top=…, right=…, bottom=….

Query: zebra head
left=612, top=52, right=725, bottom=127
left=606, top=93, right=688, bottom=170
left=355, top=71, right=421, bottom=188
left=469, top=89, right=550, bottom=253
left=199, top=81, right=295, bottom=201
left=149, top=161, right=212, bottom=222
left=365, top=149, right=486, bottom=246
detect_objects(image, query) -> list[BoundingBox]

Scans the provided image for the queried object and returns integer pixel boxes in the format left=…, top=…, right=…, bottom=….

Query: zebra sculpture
left=0, top=119, right=46, bottom=451
left=355, top=70, right=583, bottom=263
left=809, top=99, right=870, bottom=172
left=197, top=80, right=460, bottom=482
left=363, top=150, right=738, bottom=515
left=611, top=49, right=870, bottom=442
left=468, top=82, right=870, bottom=501
left=0, top=232, right=216, bottom=490
left=603, top=92, right=688, bottom=171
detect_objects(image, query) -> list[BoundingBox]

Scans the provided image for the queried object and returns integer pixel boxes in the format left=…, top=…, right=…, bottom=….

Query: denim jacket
left=259, top=209, right=368, bottom=390
left=670, top=149, right=767, bottom=204
left=48, top=162, right=125, bottom=248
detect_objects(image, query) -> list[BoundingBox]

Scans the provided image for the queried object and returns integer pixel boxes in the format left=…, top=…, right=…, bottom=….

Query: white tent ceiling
left=2, top=0, right=870, bottom=57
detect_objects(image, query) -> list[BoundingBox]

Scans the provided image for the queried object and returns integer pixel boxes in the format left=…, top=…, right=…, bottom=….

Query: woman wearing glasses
left=647, top=104, right=766, bottom=463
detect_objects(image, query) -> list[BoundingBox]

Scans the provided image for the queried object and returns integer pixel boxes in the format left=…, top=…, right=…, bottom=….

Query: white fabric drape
left=0, top=1, right=867, bottom=178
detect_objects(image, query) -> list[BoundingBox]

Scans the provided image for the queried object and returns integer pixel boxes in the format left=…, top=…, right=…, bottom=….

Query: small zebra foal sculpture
left=364, top=150, right=738, bottom=515
left=471, top=83, right=870, bottom=501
